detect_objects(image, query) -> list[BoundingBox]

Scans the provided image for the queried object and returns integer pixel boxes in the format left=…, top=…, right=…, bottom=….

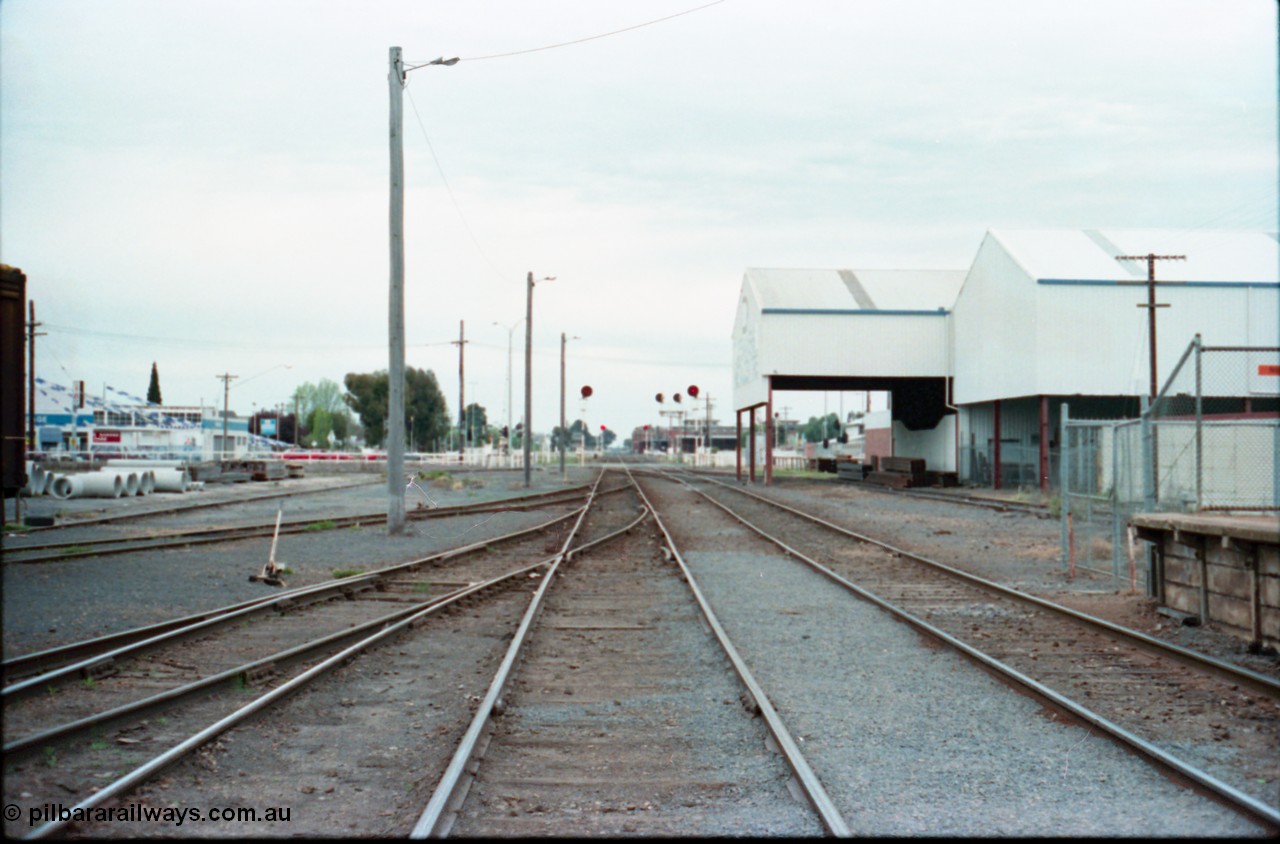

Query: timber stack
left=836, top=456, right=870, bottom=482
left=865, top=456, right=929, bottom=489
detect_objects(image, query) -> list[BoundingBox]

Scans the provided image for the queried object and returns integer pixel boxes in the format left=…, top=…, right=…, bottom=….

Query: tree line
left=246, top=369, right=453, bottom=450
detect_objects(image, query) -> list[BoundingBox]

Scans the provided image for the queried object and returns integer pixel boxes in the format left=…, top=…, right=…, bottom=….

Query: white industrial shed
left=732, top=267, right=967, bottom=483
left=731, top=228, right=1279, bottom=487
left=952, top=228, right=1279, bottom=489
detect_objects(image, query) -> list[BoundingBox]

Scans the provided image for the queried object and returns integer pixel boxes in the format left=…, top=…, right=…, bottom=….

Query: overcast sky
left=2, top=0, right=1276, bottom=443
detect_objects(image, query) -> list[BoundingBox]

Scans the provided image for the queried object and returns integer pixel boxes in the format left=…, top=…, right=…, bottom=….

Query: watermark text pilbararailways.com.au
left=8, top=802, right=292, bottom=828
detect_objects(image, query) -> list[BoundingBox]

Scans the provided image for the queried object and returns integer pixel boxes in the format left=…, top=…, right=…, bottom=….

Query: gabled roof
left=990, top=228, right=1279, bottom=284
left=743, top=268, right=967, bottom=314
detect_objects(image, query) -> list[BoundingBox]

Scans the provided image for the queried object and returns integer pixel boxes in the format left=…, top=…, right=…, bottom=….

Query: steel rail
left=671, top=466, right=1055, bottom=517
left=671, top=474, right=1280, bottom=835
left=4, top=484, right=605, bottom=563
left=411, top=472, right=624, bottom=838
left=16, top=476, right=384, bottom=532
left=625, top=467, right=852, bottom=838
left=3, top=507, right=587, bottom=696
left=5, top=554, right=560, bottom=756
left=20, top=542, right=579, bottom=841
left=687, top=473, right=1280, bottom=700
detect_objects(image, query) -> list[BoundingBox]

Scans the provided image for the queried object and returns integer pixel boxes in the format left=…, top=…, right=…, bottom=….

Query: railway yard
left=2, top=464, right=1278, bottom=838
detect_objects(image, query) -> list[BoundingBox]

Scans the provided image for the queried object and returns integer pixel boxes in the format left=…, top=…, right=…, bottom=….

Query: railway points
left=3, top=463, right=1276, bottom=838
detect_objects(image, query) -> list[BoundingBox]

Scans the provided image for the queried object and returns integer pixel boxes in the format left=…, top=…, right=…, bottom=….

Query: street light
left=523, top=272, right=555, bottom=487
left=388, top=46, right=457, bottom=534
left=493, top=318, right=524, bottom=461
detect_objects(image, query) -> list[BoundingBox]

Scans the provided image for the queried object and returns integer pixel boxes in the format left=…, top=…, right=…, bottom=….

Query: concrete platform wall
left=1154, top=532, right=1279, bottom=651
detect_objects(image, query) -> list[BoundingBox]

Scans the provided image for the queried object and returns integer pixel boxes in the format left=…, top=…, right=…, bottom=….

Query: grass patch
left=332, top=568, right=364, bottom=579
left=63, top=545, right=91, bottom=555
left=304, top=520, right=337, bottom=532
left=772, top=469, right=834, bottom=480
left=3, top=522, right=31, bottom=533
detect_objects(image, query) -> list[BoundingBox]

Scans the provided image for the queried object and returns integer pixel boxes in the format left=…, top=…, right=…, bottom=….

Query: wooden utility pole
left=216, top=373, right=237, bottom=460
left=453, top=320, right=468, bottom=460
left=560, top=332, right=567, bottom=480
left=1116, top=253, right=1184, bottom=399
left=523, top=273, right=537, bottom=487
left=27, top=301, right=43, bottom=450
left=1117, top=252, right=1184, bottom=504
left=387, top=46, right=407, bottom=534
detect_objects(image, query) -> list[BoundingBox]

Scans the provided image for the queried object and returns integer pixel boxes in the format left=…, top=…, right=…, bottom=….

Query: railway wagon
left=0, top=264, right=27, bottom=498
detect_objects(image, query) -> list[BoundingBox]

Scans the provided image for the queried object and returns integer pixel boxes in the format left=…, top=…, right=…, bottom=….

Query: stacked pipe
left=22, top=462, right=192, bottom=500
left=66, top=473, right=124, bottom=499
left=23, top=462, right=46, bottom=497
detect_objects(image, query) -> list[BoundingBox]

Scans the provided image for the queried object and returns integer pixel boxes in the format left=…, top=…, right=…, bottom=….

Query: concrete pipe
left=137, top=470, right=156, bottom=496
left=152, top=468, right=190, bottom=493
left=24, top=462, right=46, bottom=496
left=67, top=473, right=123, bottom=499
left=47, top=474, right=73, bottom=500
left=104, top=471, right=140, bottom=497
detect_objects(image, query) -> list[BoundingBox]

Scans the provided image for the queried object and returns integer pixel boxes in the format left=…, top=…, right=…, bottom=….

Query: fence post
left=1059, top=403, right=1070, bottom=574
left=1141, top=395, right=1155, bottom=513
left=1111, top=422, right=1122, bottom=589
left=1194, top=333, right=1202, bottom=511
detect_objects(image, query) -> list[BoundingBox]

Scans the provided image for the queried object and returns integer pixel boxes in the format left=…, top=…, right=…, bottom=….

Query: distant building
left=732, top=229, right=1279, bottom=487
left=30, top=378, right=258, bottom=460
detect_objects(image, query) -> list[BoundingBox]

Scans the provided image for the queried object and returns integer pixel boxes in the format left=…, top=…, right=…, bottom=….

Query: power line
left=405, top=88, right=512, bottom=284
left=444, top=0, right=727, bottom=63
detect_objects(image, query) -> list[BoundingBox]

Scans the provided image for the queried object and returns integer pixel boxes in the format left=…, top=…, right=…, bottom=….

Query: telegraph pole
left=521, top=272, right=555, bottom=486
left=26, top=301, right=43, bottom=450
left=524, top=273, right=534, bottom=487
left=453, top=320, right=469, bottom=461
left=216, top=373, right=237, bottom=461
left=1116, top=253, right=1183, bottom=399
left=387, top=46, right=407, bottom=534
left=560, top=332, right=567, bottom=480
left=1117, top=252, right=1184, bottom=503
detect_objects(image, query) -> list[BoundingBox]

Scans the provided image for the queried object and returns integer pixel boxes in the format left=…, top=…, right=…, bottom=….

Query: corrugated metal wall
left=959, top=395, right=1149, bottom=487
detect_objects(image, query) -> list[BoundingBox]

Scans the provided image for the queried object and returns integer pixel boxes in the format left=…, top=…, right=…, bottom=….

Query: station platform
left=1131, top=511, right=1279, bottom=652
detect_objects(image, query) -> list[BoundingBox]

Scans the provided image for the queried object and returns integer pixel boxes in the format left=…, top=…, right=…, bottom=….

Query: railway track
left=4, top=465, right=1272, bottom=836
left=4, top=474, right=624, bottom=839
left=2, top=482, right=599, bottom=565
left=11, top=476, right=383, bottom=533
left=418, top=469, right=840, bottom=837
left=651, top=468, right=1280, bottom=830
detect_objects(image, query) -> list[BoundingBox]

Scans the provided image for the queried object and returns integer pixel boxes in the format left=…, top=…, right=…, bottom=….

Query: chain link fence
left=1060, top=335, right=1279, bottom=589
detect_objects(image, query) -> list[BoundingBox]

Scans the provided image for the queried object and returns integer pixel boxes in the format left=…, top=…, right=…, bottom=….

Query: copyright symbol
left=3, top=804, right=20, bottom=821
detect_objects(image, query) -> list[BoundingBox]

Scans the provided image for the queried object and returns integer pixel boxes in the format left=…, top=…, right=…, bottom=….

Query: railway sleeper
left=240, top=662, right=276, bottom=687
left=81, top=659, right=118, bottom=682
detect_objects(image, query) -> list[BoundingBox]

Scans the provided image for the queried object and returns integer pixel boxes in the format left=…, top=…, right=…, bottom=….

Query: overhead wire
left=405, top=87, right=512, bottom=284
left=400, top=1, right=730, bottom=287
left=407, top=0, right=726, bottom=66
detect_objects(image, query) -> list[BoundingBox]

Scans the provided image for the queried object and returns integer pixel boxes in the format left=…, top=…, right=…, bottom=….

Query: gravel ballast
left=642, top=476, right=1267, bottom=837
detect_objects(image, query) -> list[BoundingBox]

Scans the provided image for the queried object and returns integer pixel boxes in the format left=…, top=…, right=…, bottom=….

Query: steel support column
left=1039, top=395, right=1050, bottom=492
left=993, top=399, right=1002, bottom=491
left=765, top=379, right=774, bottom=486
left=736, top=409, right=742, bottom=482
